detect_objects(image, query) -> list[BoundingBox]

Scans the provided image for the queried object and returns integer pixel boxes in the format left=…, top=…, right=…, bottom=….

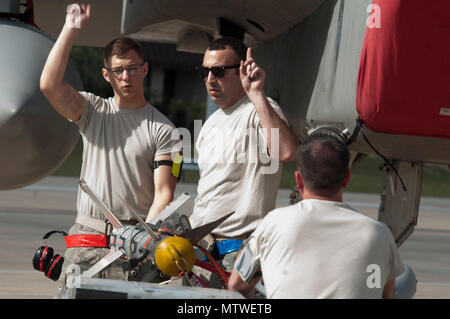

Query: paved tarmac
left=0, top=176, right=449, bottom=299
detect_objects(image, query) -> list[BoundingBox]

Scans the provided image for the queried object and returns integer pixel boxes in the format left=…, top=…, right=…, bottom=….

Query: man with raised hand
left=189, top=37, right=298, bottom=287
left=229, top=133, right=404, bottom=298
left=40, top=4, right=180, bottom=295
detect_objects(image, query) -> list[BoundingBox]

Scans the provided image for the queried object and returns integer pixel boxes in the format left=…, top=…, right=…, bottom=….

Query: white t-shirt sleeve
left=387, top=231, right=405, bottom=280
left=254, top=98, right=289, bottom=158
left=75, top=91, right=99, bottom=134
left=153, top=121, right=182, bottom=158
left=234, top=236, right=261, bottom=283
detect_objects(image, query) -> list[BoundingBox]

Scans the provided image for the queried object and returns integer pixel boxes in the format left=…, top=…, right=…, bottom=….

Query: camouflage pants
left=54, top=223, right=126, bottom=299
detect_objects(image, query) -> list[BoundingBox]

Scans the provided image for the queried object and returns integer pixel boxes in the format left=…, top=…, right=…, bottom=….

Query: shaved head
left=296, top=134, right=349, bottom=197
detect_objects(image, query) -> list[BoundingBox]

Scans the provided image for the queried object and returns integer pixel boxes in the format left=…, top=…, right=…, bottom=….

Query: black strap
left=42, top=230, right=68, bottom=240
left=154, top=157, right=183, bottom=181
left=346, top=119, right=363, bottom=146
left=357, top=118, right=407, bottom=192
left=153, top=160, right=173, bottom=170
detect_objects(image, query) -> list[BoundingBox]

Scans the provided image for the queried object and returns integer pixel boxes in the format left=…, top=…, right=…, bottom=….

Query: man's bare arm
left=240, top=47, right=299, bottom=162
left=382, top=278, right=396, bottom=299
left=228, top=268, right=262, bottom=299
left=145, top=154, right=178, bottom=222
left=40, top=4, right=90, bottom=122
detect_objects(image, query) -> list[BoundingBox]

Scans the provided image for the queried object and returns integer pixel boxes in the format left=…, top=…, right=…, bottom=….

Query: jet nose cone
left=0, top=20, right=83, bottom=190
left=0, top=88, right=33, bottom=126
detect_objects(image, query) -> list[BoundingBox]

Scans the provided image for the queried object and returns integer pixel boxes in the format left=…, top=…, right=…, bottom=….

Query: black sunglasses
left=196, top=64, right=240, bottom=79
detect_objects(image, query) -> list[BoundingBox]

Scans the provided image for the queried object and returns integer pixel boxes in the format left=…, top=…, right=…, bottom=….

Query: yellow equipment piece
left=171, top=152, right=183, bottom=180
left=155, top=236, right=196, bottom=277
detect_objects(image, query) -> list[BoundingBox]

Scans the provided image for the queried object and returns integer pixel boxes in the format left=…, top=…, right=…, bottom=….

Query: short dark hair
left=296, top=133, right=350, bottom=196
left=103, top=37, right=144, bottom=66
left=207, top=36, right=248, bottom=62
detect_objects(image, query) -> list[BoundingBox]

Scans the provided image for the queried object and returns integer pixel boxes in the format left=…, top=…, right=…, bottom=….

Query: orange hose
left=194, top=244, right=229, bottom=289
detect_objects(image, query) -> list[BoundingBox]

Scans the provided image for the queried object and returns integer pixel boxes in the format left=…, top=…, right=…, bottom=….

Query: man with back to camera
left=188, top=37, right=299, bottom=287
left=40, top=4, right=181, bottom=295
left=228, top=133, right=405, bottom=298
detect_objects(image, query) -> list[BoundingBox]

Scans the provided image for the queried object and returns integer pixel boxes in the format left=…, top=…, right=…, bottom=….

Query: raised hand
left=239, top=47, right=266, bottom=97
left=65, top=3, right=91, bottom=29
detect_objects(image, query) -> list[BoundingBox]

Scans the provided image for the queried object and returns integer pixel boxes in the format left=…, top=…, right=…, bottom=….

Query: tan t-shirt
left=191, top=96, right=288, bottom=238
left=236, top=199, right=405, bottom=299
left=75, top=92, right=180, bottom=223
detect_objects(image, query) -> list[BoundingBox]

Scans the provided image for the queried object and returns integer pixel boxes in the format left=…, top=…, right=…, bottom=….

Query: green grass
left=422, top=164, right=450, bottom=197
left=346, top=156, right=383, bottom=194
left=52, top=141, right=450, bottom=198
left=52, top=139, right=83, bottom=177
left=346, top=156, right=450, bottom=198
left=278, top=159, right=383, bottom=193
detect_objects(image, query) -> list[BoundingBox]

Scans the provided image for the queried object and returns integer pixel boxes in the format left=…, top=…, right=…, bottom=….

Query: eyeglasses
left=196, top=64, right=240, bottom=79
left=105, top=62, right=145, bottom=78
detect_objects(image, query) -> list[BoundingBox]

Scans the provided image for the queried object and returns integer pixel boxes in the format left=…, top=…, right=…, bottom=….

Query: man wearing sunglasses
left=40, top=4, right=180, bottom=296
left=189, top=37, right=298, bottom=288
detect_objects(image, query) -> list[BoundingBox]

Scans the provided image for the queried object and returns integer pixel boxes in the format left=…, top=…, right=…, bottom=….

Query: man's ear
left=102, top=68, right=111, bottom=83
left=342, top=170, right=351, bottom=188
left=295, top=170, right=304, bottom=194
left=142, top=62, right=149, bottom=78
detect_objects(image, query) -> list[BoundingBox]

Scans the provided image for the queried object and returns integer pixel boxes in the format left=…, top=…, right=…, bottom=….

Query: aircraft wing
left=33, top=0, right=326, bottom=50
left=34, top=0, right=124, bottom=47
